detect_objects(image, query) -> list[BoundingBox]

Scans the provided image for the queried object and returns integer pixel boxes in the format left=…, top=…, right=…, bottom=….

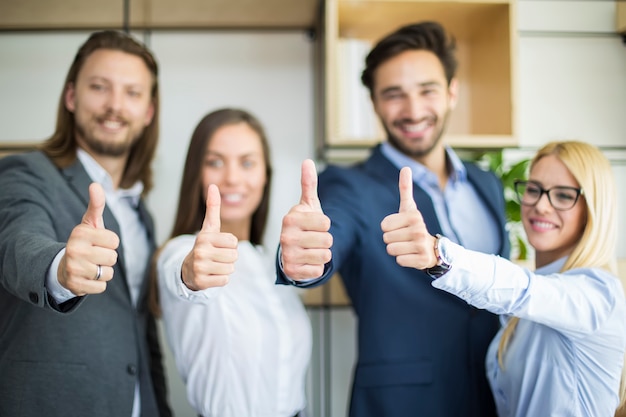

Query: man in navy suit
left=277, top=22, right=509, bottom=417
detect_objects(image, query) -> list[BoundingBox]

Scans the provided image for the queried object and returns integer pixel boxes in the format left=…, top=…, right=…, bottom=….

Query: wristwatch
left=425, top=234, right=452, bottom=279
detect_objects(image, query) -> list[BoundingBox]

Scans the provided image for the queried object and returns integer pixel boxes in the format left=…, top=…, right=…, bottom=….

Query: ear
left=144, top=100, right=155, bottom=126
left=64, top=83, right=76, bottom=113
left=371, top=91, right=382, bottom=118
left=448, top=78, right=459, bottom=110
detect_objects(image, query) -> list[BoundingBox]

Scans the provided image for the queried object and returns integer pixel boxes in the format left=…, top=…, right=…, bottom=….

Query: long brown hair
left=41, top=30, right=160, bottom=194
left=170, top=108, right=273, bottom=245
left=149, top=109, right=273, bottom=317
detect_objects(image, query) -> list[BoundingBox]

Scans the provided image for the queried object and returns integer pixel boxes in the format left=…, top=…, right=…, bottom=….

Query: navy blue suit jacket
left=277, top=145, right=510, bottom=417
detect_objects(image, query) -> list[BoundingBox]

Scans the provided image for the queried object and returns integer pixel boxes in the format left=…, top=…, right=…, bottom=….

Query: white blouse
left=158, top=237, right=312, bottom=417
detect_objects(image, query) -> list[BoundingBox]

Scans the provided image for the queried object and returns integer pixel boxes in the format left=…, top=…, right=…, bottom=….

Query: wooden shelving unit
left=0, top=0, right=319, bottom=30
left=618, top=1, right=626, bottom=34
left=323, top=0, right=518, bottom=149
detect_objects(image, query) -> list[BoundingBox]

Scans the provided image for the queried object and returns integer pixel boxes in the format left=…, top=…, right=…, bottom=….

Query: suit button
left=29, top=292, right=39, bottom=303
left=127, top=364, right=137, bottom=376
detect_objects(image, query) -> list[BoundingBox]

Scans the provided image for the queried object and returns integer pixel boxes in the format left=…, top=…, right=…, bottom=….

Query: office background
left=1, top=1, right=625, bottom=416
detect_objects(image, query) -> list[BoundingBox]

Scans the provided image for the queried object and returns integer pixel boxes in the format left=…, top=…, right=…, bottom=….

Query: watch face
left=427, top=235, right=451, bottom=279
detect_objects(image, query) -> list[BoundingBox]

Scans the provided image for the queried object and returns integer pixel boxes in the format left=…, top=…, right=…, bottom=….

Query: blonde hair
left=495, top=141, right=624, bottom=413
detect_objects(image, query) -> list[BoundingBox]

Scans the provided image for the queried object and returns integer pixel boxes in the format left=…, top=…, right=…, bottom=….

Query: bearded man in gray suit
left=0, top=31, right=171, bottom=417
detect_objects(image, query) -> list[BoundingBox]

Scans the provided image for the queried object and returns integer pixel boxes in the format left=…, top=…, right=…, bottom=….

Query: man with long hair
left=0, top=31, right=171, bottom=417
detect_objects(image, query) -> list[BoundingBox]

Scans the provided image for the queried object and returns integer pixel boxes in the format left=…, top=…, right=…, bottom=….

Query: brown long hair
left=149, top=109, right=273, bottom=317
left=169, top=108, right=273, bottom=245
left=361, top=21, right=458, bottom=95
left=41, top=30, right=160, bottom=194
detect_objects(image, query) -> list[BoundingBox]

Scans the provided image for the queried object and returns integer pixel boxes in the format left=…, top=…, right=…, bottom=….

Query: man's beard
left=385, top=111, right=450, bottom=159
left=75, top=119, right=142, bottom=157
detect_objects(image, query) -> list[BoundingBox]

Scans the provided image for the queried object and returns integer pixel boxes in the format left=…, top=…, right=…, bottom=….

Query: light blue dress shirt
left=381, top=142, right=500, bottom=254
left=433, top=238, right=626, bottom=417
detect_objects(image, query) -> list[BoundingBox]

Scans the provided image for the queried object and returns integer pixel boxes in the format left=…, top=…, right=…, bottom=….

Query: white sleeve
left=432, top=239, right=621, bottom=338
left=157, top=234, right=223, bottom=303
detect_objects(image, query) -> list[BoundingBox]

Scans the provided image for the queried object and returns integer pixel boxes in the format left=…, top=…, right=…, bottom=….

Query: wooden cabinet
left=0, top=0, right=131, bottom=29
left=323, top=0, right=518, bottom=149
left=618, top=1, right=626, bottom=34
left=301, top=274, right=351, bottom=307
left=0, top=0, right=318, bottom=30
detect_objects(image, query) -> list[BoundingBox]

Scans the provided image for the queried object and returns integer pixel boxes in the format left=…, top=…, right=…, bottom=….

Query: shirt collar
left=76, top=148, right=144, bottom=207
left=535, top=256, right=568, bottom=275
left=380, top=141, right=467, bottom=183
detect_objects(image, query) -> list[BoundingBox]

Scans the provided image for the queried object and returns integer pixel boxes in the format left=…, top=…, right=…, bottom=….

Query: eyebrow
left=205, top=150, right=262, bottom=158
left=527, top=179, right=579, bottom=189
left=379, top=81, right=442, bottom=96
left=86, top=76, right=147, bottom=89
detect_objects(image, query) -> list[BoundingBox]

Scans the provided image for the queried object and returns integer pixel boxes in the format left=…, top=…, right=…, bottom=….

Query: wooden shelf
left=0, top=0, right=319, bottom=30
left=618, top=1, right=626, bottom=34
left=0, top=0, right=129, bottom=29
left=324, top=0, right=518, bottom=149
left=0, top=142, right=40, bottom=159
left=137, top=0, right=319, bottom=29
left=301, top=273, right=351, bottom=307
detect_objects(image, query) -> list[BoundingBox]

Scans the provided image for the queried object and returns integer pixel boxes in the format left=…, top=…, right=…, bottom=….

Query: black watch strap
left=425, top=234, right=451, bottom=279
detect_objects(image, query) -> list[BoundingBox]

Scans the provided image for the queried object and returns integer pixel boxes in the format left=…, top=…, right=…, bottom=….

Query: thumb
left=398, top=167, right=417, bottom=213
left=201, top=184, right=221, bottom=233
left=82, top=182, right=106, bottom=229
left=299, top=159, right=322, bottom=211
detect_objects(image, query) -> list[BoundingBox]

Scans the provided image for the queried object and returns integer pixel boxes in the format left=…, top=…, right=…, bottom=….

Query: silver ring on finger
left=95, top=264, right=102, bottom=281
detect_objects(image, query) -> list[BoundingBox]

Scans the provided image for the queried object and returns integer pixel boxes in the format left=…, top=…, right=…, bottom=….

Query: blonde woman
left=380, top=140, right=626, bottom=416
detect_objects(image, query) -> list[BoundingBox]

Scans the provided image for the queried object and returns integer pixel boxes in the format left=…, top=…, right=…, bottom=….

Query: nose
left=534, top=191, right=553, bottom=212
left=224, top=162, right=242, bottom=185
left=106, top=87, right=124, bottom=112
left=405, top=93, right=425, bottom=120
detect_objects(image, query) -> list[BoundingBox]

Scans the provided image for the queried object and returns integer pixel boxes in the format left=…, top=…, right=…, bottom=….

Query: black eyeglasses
left=514, top=180, right=584, bottom=211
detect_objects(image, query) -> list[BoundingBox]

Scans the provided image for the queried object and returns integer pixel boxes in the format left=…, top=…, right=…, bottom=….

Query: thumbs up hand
left=279, top=159, right=332, bottom=280
left=181, top=184, right=238, bottom=291
left=59, top=182, right=120, bottom=296
left=380, top=167, right=437, bottom=270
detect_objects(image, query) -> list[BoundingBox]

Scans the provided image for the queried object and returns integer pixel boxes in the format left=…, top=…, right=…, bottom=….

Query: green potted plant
left=476, top=150, right=531, bottom=261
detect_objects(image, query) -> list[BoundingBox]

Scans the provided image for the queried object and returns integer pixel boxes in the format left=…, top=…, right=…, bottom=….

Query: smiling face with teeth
left=371, top=50, right=458, bottom=163
left=522, top=154, right=587, bottom=268
left=64, top=48, right=155, bottom=160
left=202, top=122, right=268, bottom=241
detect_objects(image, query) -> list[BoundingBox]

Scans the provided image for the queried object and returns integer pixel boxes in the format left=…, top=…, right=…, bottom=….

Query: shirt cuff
left=46, top=248, right=78, bottom=304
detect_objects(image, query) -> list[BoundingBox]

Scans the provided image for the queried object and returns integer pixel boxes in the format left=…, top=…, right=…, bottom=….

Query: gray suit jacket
left=0, top=151, right=171, bottom=417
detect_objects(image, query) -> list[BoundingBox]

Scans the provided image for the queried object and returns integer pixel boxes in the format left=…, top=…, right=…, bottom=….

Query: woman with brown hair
left=155, top=108, right=311, bottom=417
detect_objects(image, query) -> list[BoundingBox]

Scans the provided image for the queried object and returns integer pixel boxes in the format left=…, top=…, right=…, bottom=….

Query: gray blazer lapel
left=136, top=199, right=156, bottom=307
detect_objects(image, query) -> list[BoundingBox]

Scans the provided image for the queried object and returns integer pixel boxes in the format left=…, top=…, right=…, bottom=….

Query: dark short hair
left=361, top=21, right=457, bottom=95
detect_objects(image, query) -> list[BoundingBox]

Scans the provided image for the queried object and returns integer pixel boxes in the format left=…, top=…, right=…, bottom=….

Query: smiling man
left=277, top=21, right=510, bottom=417
left=0, top=31, right=171, bottom=417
